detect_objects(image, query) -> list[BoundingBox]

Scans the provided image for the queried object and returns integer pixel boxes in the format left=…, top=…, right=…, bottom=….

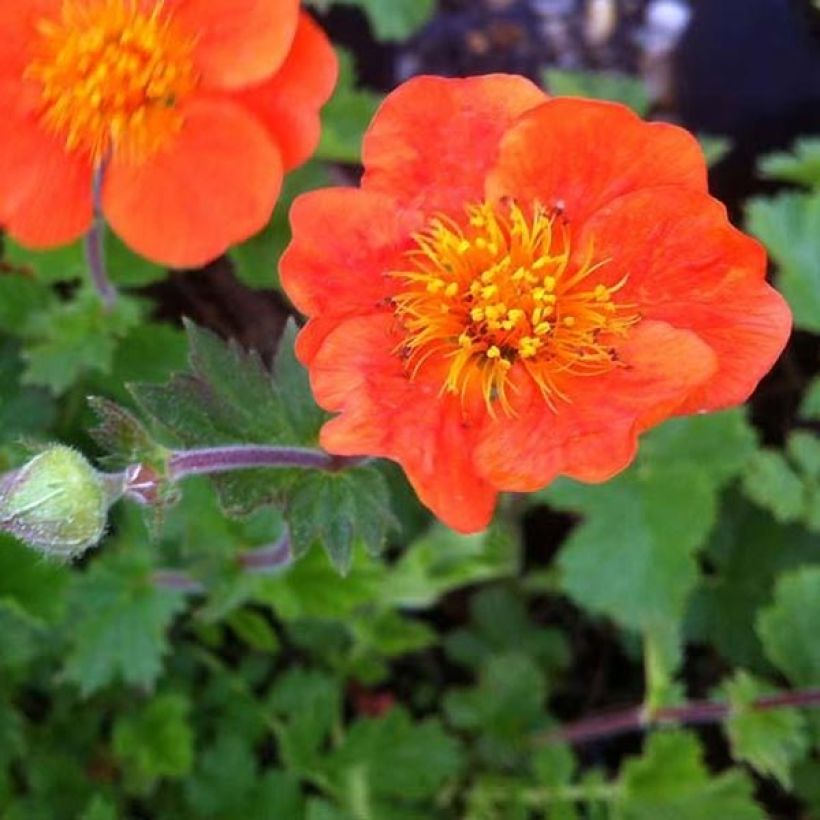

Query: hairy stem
left=540, top=688, right=820, bottom=747
left=168, top=444, right=363, bottom=481
left=85, top=165, right=118, bottom=310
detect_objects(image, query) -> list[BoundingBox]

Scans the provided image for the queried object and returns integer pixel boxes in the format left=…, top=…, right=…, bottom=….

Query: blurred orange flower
left=0, top=0, right=337, bottom=267
left=281, top=75, right=792, bottom=533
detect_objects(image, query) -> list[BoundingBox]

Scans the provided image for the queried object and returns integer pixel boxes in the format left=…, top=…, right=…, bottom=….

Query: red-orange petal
left=0, top=0, right=60, bottom=77
left=232, top=12, right=338, bottom=170
left=474, top=321, right=718, bottom=491
left=576, top=187, right=793, bottom=413
left=281, top=187, right=422, bottom=320
left=487, top=98, right=707, bottom=226
left=169, top=0, right=300, bottom=89
left=307, top=313, right=498, bottom=533
left=361, top=74, right=547, bottom=214
left=0, top=82, right=93, bottom=247
left=102, top=97, right=282, bottom=268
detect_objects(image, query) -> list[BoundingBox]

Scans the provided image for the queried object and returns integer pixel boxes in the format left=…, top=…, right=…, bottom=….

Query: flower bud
left=0, top=446, right=117, bottom=559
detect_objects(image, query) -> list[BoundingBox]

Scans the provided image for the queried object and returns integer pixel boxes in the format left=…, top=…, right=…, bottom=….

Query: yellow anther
left=533, top=257, right=549, bottom=270
left=470, top=307, right=485, bottom=322
left=470, top=214, right=485, bottom=228
left=426, top=278, right=445, bottom=294
left=512, top=267, right=526, bottom=281
left=480, top=268, right=496, bottom=284
left=507, top=308, right=524, bottom=324
left=458, top=332, right=472, bottom=348
left=518, top=337, right=541, bottom=358
left=486, top=346, right=501, bottom=360
left=457, top=239, right=471, bottom=254
left=475, top=237, right=487, bottom=250
left=535, top=321, right=552, bottom=335
left=481, top=285, right=498, bottom=299
left=444, top=282, right=459, bottom=298
left=543, top=276, right=556, bottom=292
left=533, top=287, right=546, bottom=302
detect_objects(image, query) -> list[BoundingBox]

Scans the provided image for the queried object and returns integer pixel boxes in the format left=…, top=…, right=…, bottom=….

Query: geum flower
left=0, top=0, right=337, bottom=267
left=281, top=75, right=792, bottom=533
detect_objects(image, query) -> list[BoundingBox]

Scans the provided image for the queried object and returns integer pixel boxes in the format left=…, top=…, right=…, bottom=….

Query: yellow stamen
left=390, top=200, right=640, bottom=414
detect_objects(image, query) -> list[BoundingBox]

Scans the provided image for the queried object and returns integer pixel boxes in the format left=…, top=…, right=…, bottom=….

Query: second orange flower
left=0, top=0, right=337, bottom=267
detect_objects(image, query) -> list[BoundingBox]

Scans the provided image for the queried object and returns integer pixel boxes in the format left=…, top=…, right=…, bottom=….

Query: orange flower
left=0, top=0, right=337, bottom=267
left=281, top=75, right=792, bottom=533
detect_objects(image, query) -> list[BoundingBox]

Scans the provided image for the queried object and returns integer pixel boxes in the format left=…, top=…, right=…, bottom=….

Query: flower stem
left=168, top=444, right=362, bottom=481
left=237, top=532, right=292, bottom=572
left=153, top=532, right=293, bottom=595
left=540, top=688, right=820, bottom=747
left=85, top=165, right=117, bottom=311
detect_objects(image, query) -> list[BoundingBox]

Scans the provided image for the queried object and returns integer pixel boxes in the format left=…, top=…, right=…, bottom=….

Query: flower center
left=391, top=200, right=640, bottom=414
left=26, top=0, right=199, bottom=165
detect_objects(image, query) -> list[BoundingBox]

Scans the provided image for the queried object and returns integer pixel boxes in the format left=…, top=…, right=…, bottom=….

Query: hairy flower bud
left=0, top=446, right=119, bottom=559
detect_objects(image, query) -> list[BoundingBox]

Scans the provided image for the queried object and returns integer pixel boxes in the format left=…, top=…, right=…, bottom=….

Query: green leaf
left=89, top=321, right=188, bottom=406
left=758, top=137, right=820, bottom=187
left=445, top=586, right=568, bottom=676
left=746, top=191, right=820, bottom=332
left=742, top=449, right=805, bottom=523
left=381, top=522, right=520, bottom=609
left=326, top=708, right=462, bottom=802
left=271, top=668, right=342, bottom=776
left=131, top=320, right=326, bottom=516
left=800, top=377, right=820, bottom=420
left=23, top=290, right=142, bottom=393
left=105, top=232, right=166, bottom=287
left=3, top=238, right=86, bottom=285
left=544, top=411, right=756, bottom=633
left=112, top=693, right=195, bottom=792
left=88, top=397, right=168, bottom=469
left=286, top=466, right=395, bottom=574
left=445, top=652, right=547, bottom=763
left=724, top=672, right=808, bottom=788
left=686, top=497, right=819, bottom=670
left=316, top=50, right=381, bottom=163
left=230, top=162, right=330, bottom=289
left=757, top=567, right=820, bottom=686
left=0, top=340, right=56, bottom=444
left=0, top=534, right=69, bottom=624
left=543, top=69, right=650, bottom=115
left=184, top=734, right=257, bottom=817
left=0, top=275, right=52, bottom=334
left=63, top=556, right=186, bottom=695
left=226, top=609, right=280, bottom=653
left=79, top=796, right=118, bottom=820
left=255, top=543, right=383, bottom=621
left=616, top=731, right=764, bottom=820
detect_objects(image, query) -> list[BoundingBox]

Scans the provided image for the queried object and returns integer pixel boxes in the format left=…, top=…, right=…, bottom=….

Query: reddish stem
left=168, top=445, right=362, bottom=480
left=543, top=688, right=820, bottom=747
